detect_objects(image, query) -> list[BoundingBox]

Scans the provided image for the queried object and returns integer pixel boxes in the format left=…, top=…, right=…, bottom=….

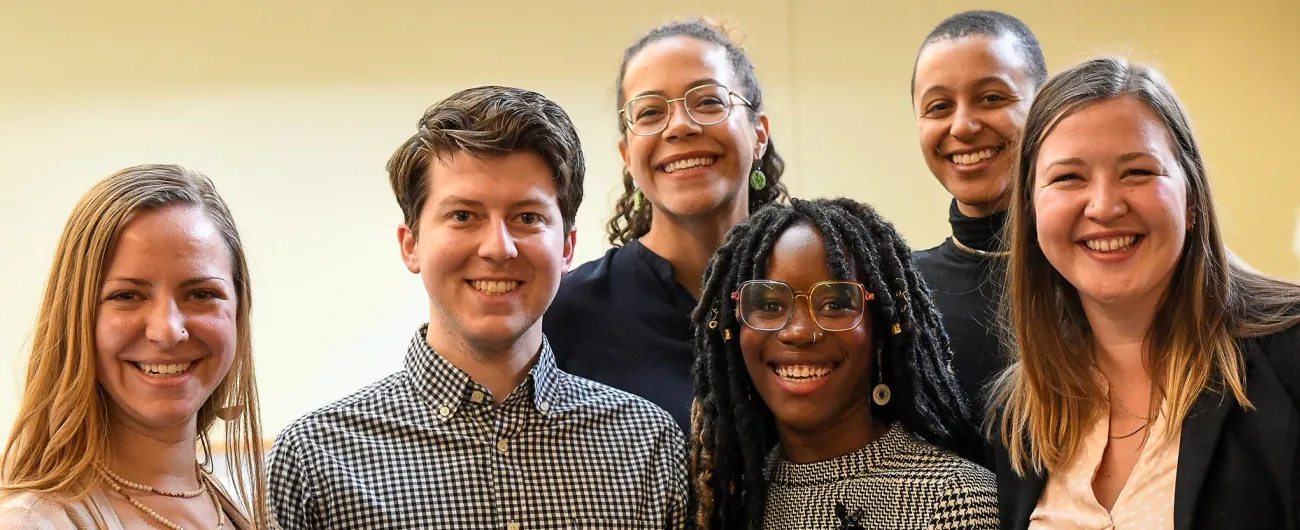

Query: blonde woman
left=992, top=57, right=1300, bottom=529
left=0, top=165, right=268, bottom=529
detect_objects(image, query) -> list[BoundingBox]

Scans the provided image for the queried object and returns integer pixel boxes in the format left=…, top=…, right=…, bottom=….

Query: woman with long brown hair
left=0, top=164, right=268, bottom=529
left=992, top=57, right=1300, bottom=529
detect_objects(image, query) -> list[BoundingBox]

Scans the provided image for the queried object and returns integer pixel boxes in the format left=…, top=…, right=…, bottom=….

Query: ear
left=398, top=223, right=421, bottom=274
left=560, top=228, right=577, bottom=273
left=618, top=138, right=632, bottom=175
left=753, top=113, right=770, bottom=161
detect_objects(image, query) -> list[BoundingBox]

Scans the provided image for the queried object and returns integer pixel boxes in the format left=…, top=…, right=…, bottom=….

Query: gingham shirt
left=267, top=325, right=688, bottom=529
left=762, top=423, right=998, bottom=530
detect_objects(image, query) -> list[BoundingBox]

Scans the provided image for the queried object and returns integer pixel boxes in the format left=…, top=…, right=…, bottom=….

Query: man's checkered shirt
left=267, top=325, right=687, bottom=529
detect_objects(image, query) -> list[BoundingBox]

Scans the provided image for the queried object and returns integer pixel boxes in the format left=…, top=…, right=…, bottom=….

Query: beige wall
left=2, top=0, right=1297, bottom=443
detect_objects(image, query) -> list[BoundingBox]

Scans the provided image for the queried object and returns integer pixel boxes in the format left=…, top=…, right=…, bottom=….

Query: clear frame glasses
left=620, top=83, right=753, bottom=136
left=731, top=280, right=874, bottom=332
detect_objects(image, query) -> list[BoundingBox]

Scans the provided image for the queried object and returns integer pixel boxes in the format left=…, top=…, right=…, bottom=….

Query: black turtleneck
left=914, top=200, right=1008, bottom=453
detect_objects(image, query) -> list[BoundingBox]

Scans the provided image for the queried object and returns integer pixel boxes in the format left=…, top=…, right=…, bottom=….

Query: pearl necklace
left=96, top=465, right=225, bottom=530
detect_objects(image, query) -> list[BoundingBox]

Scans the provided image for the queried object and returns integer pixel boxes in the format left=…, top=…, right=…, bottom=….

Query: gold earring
left=723, top=329, right=732, bottom=341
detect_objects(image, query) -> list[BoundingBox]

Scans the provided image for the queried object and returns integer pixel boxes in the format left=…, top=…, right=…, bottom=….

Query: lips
left=469, top=280, right=520, bottom=294
left=946, top=146, right=1001, bottom=165
left=1083, top=235, right=1140, bottom=252
left=130, top=360, right=197, bottom=378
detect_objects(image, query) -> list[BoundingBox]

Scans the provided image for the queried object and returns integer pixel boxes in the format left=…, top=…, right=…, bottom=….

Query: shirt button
left=538, top=401, right=550, bottom=412
left=507, top=523, right=520, bottom=530
left=438, top=405, right=450, bottom=417
left=497, top=439, right=510, bottom=454
left=471, top=391, right=485, bottom=403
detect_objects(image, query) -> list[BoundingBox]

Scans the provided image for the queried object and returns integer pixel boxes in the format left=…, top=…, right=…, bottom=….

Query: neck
left=954, top=196, right=1009, bottom=219
left=640, top=201, right=746, bottom=297
left=425, top=320, right=541, bottom=404
left=104, top=410, right=202, bottom=492
left=777, top=398, right=885, bottom=464
left=1082, top=294, right=1161, bottom=383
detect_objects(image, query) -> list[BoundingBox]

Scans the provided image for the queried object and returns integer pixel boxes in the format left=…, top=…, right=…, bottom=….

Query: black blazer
left=995, top=323, right=1300, bottom=530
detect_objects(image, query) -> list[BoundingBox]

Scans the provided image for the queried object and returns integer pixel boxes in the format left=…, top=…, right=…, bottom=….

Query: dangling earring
left=749, top=166, right=767, bottom=191
left=633, top=188, right=645, bottom=212
left=872, top=342, right=891, bottom=406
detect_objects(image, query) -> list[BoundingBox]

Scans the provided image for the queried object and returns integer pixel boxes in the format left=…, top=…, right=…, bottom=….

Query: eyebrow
left=917, top=76, right=1013, bottom=101
left=632, top=78, right=723, bottom=99
left=1043, top=152, right=1157, bottom=172
left=103, top=276, right=230, bottom=288
left=437, top=195, right=553, bottom=210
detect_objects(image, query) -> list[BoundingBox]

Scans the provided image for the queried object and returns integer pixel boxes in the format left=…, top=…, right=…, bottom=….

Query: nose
left=949, top=105, right=983, bottom=142
left=776, top=296, right=819, bottom=346
left=661, top=100, right=702, bottom=141
left=479, top=219, right=519, bottom=261
left=1085, top=178, right=1129, bottom=223
left=145, top=299, right=188, bottom=348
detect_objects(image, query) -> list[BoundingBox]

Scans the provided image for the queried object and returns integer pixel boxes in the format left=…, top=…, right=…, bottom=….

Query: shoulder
left=548, top=248, right=623, bottom=316
left=893, top=433, right=998, bottom=494
left=913, top=448, right=999, bottom=529
left=0, top=490, right=104, bottom=529
left=556, top=371, right=683, bottom=442
left=1245, top=320, right=1300, bottom=404
left=273, top=372, right=408, bottom=454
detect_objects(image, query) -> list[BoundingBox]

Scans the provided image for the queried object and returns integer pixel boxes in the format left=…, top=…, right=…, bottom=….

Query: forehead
left=913, top=33, right=1032, bottom=95
left=621, top=36, right=737, bottom=98
left=1038, top=97, right=1177, bottom=162
left=761, top=223, right=843, bottom=285
left=107, top=205, right=231, bottom=275
left=424, top=150, right=559, bottom=206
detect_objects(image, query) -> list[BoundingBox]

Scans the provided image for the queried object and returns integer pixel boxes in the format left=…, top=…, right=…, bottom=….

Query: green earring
left=749, top=168, right=767, bottom=191
left=633, top=189, right=644, bottom=212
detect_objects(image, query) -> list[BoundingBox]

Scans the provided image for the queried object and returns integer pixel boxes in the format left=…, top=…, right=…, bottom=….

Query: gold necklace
left=97, top=466, right=225, bottom=530
left=951, top=235, right=1009, bottom=258
left=1108, top=421, right=1149, bottom=440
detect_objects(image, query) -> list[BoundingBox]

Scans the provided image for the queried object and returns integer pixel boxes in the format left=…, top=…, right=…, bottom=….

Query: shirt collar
left=765, top=422, right=910, bottom=486
left=404, top=324, right=565, bottom=423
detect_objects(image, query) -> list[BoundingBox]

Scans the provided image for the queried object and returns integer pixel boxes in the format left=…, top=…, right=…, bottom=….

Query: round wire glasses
left=620, top=83, right=753, bottom=136
left=730, top=280, right=874, bottom=332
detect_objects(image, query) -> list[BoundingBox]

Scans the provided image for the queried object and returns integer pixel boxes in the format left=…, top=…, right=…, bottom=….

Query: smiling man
left=266, top=86, right=687, bottom=529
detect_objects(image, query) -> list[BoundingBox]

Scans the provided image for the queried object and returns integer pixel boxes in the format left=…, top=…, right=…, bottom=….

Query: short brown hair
left=386, top=86, right=585, bottom=234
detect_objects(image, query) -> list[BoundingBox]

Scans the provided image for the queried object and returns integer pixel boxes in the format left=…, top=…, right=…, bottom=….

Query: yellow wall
left=2, top=0, right=1297, bottom=442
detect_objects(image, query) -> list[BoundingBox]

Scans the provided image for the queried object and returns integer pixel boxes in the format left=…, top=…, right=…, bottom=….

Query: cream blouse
left=1029, top=404, right=1181, bottom=530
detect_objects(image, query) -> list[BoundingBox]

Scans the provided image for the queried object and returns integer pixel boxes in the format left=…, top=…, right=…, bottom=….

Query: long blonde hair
left=993, top=57, right=1300, bottom=476
left=1, top=164, right=269, bottom=528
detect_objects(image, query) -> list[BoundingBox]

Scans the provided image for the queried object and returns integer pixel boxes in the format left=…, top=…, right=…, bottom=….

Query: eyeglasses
left=620, top=84, right=753, bottom=136
left=731, top=280, right=874, bottom=332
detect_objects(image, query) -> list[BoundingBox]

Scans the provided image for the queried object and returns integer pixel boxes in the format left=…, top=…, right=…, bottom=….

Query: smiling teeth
left=135, top=362, right=192, bottom=376
left=1085, top=235, right=1138, bottom=252
left=950, top=148, right=998, bottom=165
left=472, top=280, right=519, bottom=294
left=662, top=157, right=717, bottom=173
left=774, top=364, right=833, bottom=381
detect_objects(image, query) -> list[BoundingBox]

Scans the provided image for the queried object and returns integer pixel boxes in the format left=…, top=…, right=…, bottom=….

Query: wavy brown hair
left=0, top=164, right=269, bottom=528
left=606, top=18, right=788, bottom=246
left=992, top=57, right=1300, bottom=476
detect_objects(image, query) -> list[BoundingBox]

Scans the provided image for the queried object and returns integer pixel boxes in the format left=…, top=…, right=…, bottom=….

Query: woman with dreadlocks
left=689, top=198, right=997, bottom=529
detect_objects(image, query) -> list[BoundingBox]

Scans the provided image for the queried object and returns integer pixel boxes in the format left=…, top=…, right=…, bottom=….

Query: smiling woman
left=544, top=18, right=789, bottom=435
left=689, top=198, right=995, bottom=530
left=0, top=165, right=266, bottom=530
left=992, top=57, right=1300, bottom=530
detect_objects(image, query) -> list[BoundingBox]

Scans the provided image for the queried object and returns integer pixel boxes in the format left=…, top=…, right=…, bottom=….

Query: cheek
left=95, top=310, right=138, bottom=363
left=1033, top=192, right=1077, bottom=252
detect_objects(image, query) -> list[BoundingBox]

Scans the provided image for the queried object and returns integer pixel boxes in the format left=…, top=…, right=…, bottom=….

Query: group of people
left=2, top=9, right=1298, bottom=530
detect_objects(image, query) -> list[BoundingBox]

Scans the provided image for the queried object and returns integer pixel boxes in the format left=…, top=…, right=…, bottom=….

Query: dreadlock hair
left=606, top=17, right=789, bottom=246
left=688, top=198, right=982, bottom=529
